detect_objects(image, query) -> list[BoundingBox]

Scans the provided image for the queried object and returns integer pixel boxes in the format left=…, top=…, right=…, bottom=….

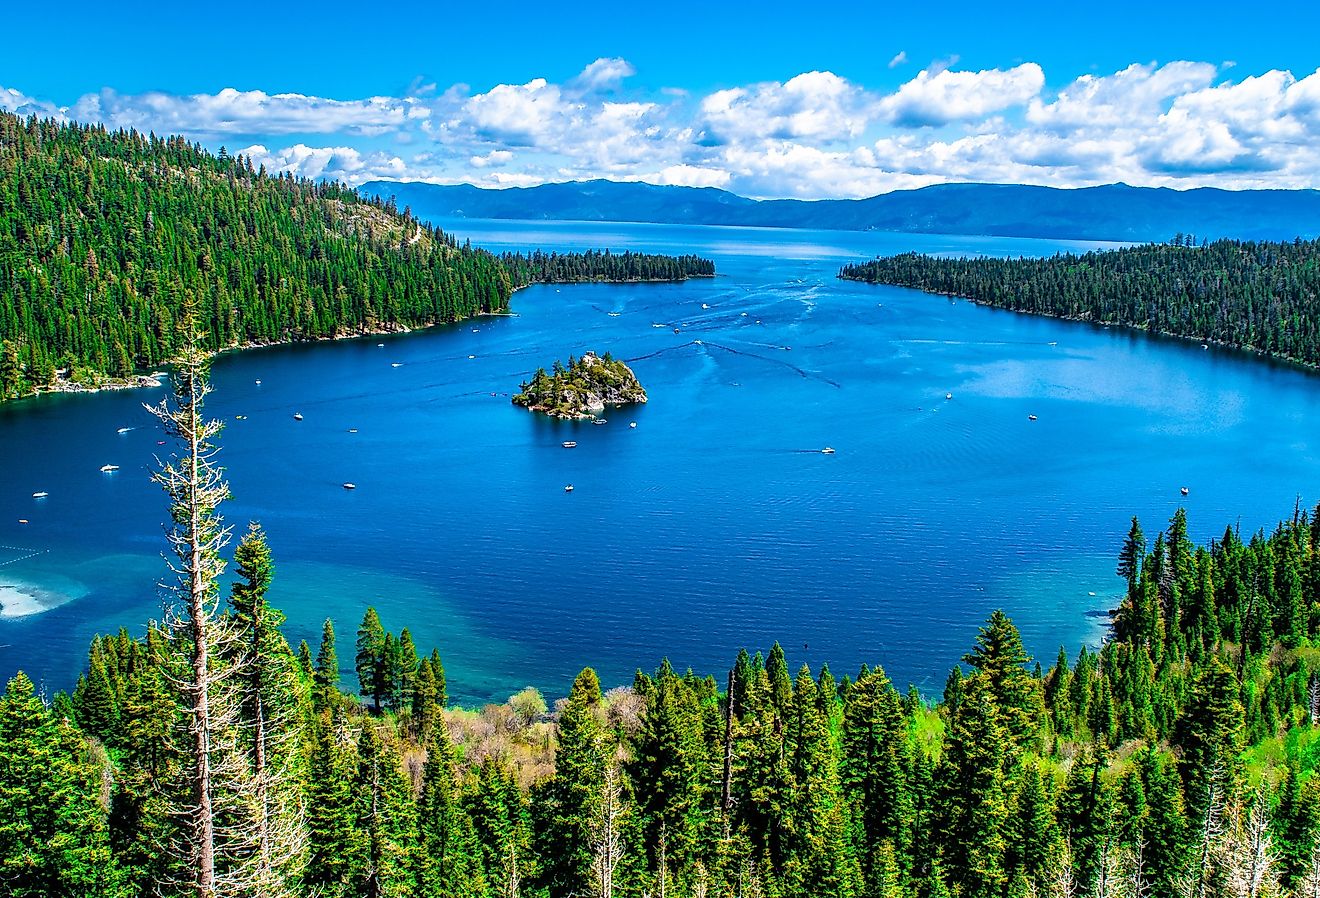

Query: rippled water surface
left=3, top=220, right=1319, bottom=703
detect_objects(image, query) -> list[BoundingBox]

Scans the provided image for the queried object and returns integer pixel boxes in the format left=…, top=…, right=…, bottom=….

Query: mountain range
left=359, top=179, right=1320, bottom=244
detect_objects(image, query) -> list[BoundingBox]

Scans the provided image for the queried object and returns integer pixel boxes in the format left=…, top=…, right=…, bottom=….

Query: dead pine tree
left=148, top=328, right=235, bottom=898
left=589, top=753, right=628, bottom=898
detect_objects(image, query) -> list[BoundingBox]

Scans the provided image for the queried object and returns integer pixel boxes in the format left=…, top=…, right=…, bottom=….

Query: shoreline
left=4, top=274, right=708, bottom=405
left=839, top=275, right=1320, bottom=376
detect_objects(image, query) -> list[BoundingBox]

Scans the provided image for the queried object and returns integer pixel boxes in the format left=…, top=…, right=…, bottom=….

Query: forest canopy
left=0, top=112, right=713, bottom=401
left=840, top=236, right=1320, bottom=369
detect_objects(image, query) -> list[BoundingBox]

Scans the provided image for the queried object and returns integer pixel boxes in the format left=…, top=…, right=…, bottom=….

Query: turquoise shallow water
left=2, top=220, right=1319, bottom=703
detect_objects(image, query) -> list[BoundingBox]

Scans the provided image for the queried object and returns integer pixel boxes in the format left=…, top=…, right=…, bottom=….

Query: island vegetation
left=7, top=342, right=1320, bottom=898
left=501, top=248, right=715, bottom=286
left=513, top=351, right=647, bottom=418
left=839, top=235, right=1320, bottom=368
left=0, top=112, right=714, bottom=402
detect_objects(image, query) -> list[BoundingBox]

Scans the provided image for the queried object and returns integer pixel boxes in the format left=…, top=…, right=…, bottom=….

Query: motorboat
left=293, top=413, right=304, bottom=421
left=100, top=464, right=119, bottom=472
left=821, top=447, right=836, bottom=455
left=562, top=441, right=577, bottom=448
left=564, top=484, right=574, bottom=493
left=32, top=491, right=48, bottom=499
left=1028, top=414, right=1038, bottom=421
left=343, top=483, right=357, bottom=490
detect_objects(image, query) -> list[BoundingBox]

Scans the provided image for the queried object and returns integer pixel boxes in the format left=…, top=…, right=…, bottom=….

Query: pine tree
left=228, top=521, right=307, bottom=894
left=962, top=610, right=1043, bottom=746
left=840, top=664, right=914, bottom=889
left=356, top=608, right=388, bottom=713
left=0, top=672, right=121, bottom=897
left=146, top=325, right=235, bottom=898
left=933, top=674, right=1012, bottom=898
left=315, top=619, right=340, bottom=693
left=535, top=668, right=607, bottom=897
left=350, top=725, right=418, bottom=898
left=304, top=712, right=358, bottom=897
left=416, top=727, right=486, bottom=897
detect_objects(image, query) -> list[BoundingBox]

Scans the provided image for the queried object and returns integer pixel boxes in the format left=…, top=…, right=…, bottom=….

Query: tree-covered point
left=839, top=236, right=1320, bottom=368
left=512, top=350, right=647, bottom=419
left=501, top=248, right=715, bottom=287
left=0, top=112, right=715, bottom=402
left=0, top=112, right=516, bottom=400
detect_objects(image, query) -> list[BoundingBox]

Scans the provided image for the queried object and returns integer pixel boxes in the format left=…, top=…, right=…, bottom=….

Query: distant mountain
left=359, top=179, right=1320, bottom=243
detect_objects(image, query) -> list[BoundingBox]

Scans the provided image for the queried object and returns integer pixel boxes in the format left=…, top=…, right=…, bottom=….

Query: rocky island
left=512, top=351, right=647, bottom=418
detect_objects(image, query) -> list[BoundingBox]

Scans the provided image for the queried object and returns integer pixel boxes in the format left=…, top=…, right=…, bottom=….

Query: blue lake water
left=3, top=220, right=1319, bottom=704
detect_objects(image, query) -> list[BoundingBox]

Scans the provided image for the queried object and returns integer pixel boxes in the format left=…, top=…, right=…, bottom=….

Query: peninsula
left=512, top=351, right=647, bottom=418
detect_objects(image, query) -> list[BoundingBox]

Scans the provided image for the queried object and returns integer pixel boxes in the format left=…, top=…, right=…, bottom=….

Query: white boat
left=629, top=422, right=637, bottom=429
left=117, top=427, right=133, bottom=434
left=343, top=483, right=357, bottom=490
left=1028, top=414, right=1038, bottom=421
left=821, top=447, right=836, bottom=455
left=945, top=393, right=953, bottom=400
left=255, top=380, right=262, bottom=385
left=235, top=415, right=247, bottom=420
left=608, top=312, right=621, bottom=317
left=702, top=303, right=711, bottom=309
left=593, top=418, right=607, bottom=425
left=468, top=355, right=476, bottom=359
left=564, top=484, right=574, bottom=492
left=391, top=362, right=403, bottom=368
left=32, top=491, right=48, bottom=498
left=100, top=464, right=119, bottom=472
left=562, top=441, right=577, bottom=448
left=1181, top=487, right=1190, bottom=496
left=293, top=413, right=304, bottom=421
left=348, top=428, right=358, bottom=433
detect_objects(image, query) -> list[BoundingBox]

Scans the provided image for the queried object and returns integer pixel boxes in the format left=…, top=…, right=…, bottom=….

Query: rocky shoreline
left=513, top=351, right=647, bottom=419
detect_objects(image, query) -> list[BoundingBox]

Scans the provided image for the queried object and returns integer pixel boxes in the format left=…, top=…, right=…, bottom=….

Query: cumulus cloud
left=697, top=71, right=872, bottom=144
left=573, top=57, right=636, bottom=91
left=880, top=63, right=1045, bottom=127
left=13, top=58, right=1320, bottom=198
left=239, top=143, right=408, bottom=182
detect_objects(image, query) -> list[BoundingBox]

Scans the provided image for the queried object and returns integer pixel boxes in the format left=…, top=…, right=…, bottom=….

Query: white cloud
left=1026, top=62, right=1217, bottom=130
left=639, top=164, right=731, bottom=189
left=470, top=149, right=513, bottom=168
left=238, top=143, right=408, bottom=182
left=880, top=64, right=1045, bottom=127
left=888, top=51, right=907, bottom=69
left=12, top=58, right=1320, bottom=198
left=698, top=71, right=872, bottom=143
left=574, top=57, right=636, bottom=91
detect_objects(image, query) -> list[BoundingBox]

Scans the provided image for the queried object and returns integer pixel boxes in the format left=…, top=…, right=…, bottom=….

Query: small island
left=513, top=351, right=647, bottom=419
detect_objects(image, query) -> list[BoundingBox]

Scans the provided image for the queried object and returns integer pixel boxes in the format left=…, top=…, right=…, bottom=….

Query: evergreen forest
left=7, top=345, right=1320, bottom=898
left=838, top=237, right=1320, bottom=369
left=0, top=112, right=712, bottom=401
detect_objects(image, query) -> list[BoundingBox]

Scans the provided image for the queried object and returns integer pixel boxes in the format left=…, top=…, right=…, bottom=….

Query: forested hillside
left=0, top=112, right=514, bottom=399
left=839, top=237, right=1320, bottom=368
left=7, top=353, right=1320, bottom=897
left=0, top=113, right=714, bottom=402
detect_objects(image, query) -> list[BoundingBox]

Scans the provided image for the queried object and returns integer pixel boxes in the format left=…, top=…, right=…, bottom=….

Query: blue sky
left=5, top=1, right=1320, bottom=197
